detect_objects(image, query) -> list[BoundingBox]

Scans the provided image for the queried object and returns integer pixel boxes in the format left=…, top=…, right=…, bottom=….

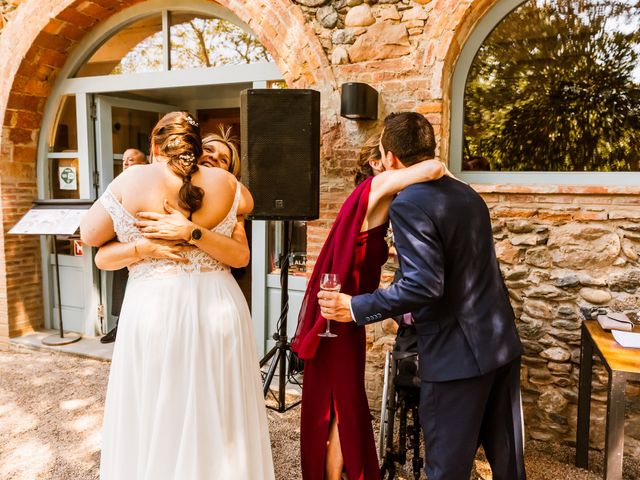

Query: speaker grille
left=241, top=89, right=320, bottom=220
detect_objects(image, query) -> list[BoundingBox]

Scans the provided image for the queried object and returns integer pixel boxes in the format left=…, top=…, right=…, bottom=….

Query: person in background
left=201, top=125, right=240, bottom=176
left=292, top=132, right=449, bottom=480
left=100, top=148, right=147, bottom=344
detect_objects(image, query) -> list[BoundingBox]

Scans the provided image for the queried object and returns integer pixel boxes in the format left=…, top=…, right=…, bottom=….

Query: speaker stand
left=43, top=235, right=81, bottom=346
left=260, top=221, right=302, bottom=412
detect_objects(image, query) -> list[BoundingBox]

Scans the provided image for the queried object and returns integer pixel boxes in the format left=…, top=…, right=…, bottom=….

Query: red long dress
left=300, top=222, right=389, bottom=480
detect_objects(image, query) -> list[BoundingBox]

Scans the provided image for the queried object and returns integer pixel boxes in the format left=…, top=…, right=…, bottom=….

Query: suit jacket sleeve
left=351, top=197, right=445, bottom=326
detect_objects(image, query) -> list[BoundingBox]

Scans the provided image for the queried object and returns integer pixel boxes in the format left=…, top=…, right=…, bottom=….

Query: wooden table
left=576, top=320, right=640, bottom=479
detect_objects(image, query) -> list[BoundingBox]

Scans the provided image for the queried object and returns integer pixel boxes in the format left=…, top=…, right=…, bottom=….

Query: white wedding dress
left=99, top=183, right=274, bottom=480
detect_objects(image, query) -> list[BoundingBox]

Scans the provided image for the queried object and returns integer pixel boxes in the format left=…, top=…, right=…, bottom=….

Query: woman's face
left=200, top=141, right=232, bottom=172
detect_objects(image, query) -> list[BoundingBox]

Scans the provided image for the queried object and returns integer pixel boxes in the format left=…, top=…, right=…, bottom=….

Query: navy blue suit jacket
left=351, top=177, right=522, bottom=382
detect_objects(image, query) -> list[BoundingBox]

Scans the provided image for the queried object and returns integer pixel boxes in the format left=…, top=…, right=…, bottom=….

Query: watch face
left=192, top=228, right=202, bottom=241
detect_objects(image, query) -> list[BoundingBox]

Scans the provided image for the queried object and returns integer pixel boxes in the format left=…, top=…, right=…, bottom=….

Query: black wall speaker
left=240, top=89, right=320, bottom=221
left=340, top=82, right=378, bottom=120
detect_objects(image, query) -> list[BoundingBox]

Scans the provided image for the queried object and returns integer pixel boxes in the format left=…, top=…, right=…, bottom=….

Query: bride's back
left=113, top=162, right=236, bottom=230
left=112, top=110, right=237, bottom=230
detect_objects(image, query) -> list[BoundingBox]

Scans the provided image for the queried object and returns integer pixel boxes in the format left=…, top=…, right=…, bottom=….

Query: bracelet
left=133, top=240, right=139, bottom=257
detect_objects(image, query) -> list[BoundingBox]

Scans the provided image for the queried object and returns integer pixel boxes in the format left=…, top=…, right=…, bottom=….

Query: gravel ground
left=1, top=346, right=638, bottom=480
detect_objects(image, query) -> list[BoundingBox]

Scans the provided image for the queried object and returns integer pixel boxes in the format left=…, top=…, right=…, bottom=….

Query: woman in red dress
left=292, top=134, right=448, bottom=480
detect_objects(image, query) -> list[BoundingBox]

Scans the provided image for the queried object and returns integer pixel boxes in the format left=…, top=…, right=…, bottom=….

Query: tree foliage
left=170, top=17, right=272, bottom=69
left=463, top=0, right=640, bottom=171
left=114, top=16, right=272, bottom=75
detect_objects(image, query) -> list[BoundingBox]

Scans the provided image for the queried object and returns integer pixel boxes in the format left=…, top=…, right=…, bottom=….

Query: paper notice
left=612, top=330, right=640, bottom=349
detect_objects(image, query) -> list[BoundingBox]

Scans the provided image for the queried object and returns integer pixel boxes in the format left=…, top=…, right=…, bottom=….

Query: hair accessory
left=186, top=115, right=199, bottom=127
left=168, top=137, right=180, bottom=148
left=178, top=152, right=196, bottom=169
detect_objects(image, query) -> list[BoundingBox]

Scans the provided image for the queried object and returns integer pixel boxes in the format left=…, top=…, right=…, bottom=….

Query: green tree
left=114, top=16, right=272, bottom=74
left=170, top=17, right=272, bottom=70
left=464, top=0, right=640, bottom=171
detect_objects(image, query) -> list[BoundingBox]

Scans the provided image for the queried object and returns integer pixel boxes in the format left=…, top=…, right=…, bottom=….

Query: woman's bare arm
left=363, top=160, right=448, bottom=231
left=370, top=159, right=447, bottom=203
left=80, top=202, right=116, bottom=247
left=135, top=190, right=252, bottom=268
left=95, top=238, right=190, bottom=270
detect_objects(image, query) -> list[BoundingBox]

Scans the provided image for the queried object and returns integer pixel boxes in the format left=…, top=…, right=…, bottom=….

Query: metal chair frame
left=379, top=350, right=424, bottom=480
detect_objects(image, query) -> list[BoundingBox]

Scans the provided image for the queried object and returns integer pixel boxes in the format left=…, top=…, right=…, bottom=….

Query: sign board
left=59, top=166, right=77, bottom=191
left=9, top=208, right=86, bottom=235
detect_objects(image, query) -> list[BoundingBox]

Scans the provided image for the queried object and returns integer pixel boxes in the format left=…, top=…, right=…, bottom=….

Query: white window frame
left=449, top=0, right=640, bottom=186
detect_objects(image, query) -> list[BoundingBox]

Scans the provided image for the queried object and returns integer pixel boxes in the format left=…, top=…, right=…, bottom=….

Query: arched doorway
left=34, top=2, right=298, bottom=355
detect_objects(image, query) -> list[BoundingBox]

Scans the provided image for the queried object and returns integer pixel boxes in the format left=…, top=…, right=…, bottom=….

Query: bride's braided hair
left=151, top=111, right=204, bottom=215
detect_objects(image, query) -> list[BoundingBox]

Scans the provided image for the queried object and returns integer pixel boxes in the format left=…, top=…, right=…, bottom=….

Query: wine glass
left=318, top=273, right=340, bottom=338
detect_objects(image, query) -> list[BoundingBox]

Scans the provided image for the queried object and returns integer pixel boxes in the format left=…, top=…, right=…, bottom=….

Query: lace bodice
left=99, top=183, right=242, bottom=280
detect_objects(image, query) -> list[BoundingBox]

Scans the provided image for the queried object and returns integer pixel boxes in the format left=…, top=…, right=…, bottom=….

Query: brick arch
left=0, top=0, right=335, bottom=338
left=419, top=0, right=499, bottom=162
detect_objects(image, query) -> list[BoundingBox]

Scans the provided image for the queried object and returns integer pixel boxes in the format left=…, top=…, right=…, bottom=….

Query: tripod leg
left=260, top=344, right=278, bottom=368
left=263, top=347, right=281, bottom=398
left=277, top=345, right=287, bottom=412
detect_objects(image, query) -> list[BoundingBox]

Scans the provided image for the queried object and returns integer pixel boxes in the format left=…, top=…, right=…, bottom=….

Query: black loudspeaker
left=241, top=89, right=320, bottom=220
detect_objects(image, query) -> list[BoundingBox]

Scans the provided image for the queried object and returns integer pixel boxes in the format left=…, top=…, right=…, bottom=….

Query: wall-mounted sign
left=59, top=166, right=77, bottom=191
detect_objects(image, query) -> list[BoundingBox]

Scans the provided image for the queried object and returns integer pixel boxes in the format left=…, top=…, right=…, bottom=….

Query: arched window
left=75, top=12, right=272, bottom=77
left=450, top=0, right=640, bottom=184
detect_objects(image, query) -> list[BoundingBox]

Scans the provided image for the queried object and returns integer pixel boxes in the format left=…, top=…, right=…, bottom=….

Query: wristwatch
left=189, top=227, right=202, bottom=243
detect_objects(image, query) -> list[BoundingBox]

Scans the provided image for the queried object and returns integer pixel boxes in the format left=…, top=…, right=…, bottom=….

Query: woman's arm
left=364, top=160, right=448, bottom=231
left=370, top=159, right=447, bottom=202
left=191, top=217, right=250, bottom=268
left=238, top=183, right=254, bottom=216
left=80, top=202, right=116, bottom=247
left=95, top=238, right=190, bottom=271
left=136, top=200, right=251, bottom=268
left=80, top=175, right=128, bottom=247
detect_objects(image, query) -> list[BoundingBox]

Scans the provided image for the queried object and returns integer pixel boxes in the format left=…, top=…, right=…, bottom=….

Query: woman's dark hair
left=151, top=111, right=204, bottom=214
left=381, top=112, right=436, bottom=166
left=354, top=133, right=382, bottom=186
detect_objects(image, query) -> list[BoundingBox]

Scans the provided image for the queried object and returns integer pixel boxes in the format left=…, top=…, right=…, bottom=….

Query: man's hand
left=318, top=291, right=353, bottom=323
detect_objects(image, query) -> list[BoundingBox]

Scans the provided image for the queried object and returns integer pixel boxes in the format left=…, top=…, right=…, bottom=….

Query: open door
left=93, top=96, right=177, bottom=334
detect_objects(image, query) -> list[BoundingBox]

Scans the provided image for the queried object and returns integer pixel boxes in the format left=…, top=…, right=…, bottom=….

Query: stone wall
left=486, top=187, right=640, bottom=457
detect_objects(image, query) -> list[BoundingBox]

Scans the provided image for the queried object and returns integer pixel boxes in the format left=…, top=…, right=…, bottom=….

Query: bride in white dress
left=80, top=111, right=274, bottom=480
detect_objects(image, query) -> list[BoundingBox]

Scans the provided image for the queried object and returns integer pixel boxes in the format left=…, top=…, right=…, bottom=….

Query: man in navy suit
left=319, top=112, right=526, bottom=480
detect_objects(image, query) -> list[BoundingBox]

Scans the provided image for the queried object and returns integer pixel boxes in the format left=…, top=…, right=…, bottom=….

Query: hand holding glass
left=319, top=273, right=340, bottom=338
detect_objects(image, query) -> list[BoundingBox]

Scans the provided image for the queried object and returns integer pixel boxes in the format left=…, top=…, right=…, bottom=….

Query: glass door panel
left=95, top=96, right=176, bottom=193
left=94, top=96, right=176, bottom=333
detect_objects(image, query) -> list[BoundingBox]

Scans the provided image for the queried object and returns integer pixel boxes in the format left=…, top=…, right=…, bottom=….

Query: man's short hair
left=381, top=112, right=436, bottom=166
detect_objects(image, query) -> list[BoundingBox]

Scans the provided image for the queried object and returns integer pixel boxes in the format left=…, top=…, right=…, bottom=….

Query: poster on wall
left=58, top=166, right=77, bottom=191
